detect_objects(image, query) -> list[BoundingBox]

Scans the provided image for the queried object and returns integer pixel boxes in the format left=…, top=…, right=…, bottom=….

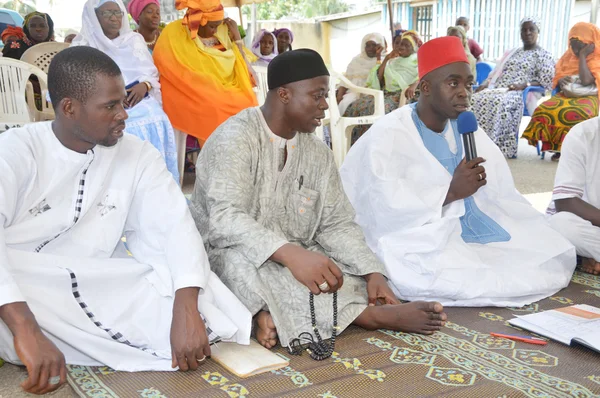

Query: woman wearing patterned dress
left=471, top=17, right=555, bottom=158
left=522, top=22, right=600, bottom=161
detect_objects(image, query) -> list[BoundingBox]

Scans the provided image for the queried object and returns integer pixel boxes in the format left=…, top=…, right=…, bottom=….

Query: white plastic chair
left=253, top=65, right=268, bottom=106
left=0, top=58, right=48, bottom=132
left=21, top=42, right=70, bottom=74
left=21, top=42, right=69, bottom=121
left=327, top=71, right=386, bottom=167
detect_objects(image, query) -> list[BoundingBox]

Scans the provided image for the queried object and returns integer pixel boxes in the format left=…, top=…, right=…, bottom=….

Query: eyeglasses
left=96, top=10, right=124, bottom=19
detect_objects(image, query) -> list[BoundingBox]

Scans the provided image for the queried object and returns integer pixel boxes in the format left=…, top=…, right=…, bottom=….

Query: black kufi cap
left=267, top=49, right=330, bottom=91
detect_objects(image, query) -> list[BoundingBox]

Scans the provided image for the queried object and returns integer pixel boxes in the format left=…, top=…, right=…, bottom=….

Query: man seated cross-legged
left=548, top=117, right=600, bottom=275
left=0, top=46, right=251, bottom=396
left=189, top=49, right=447, bottom=351
left=340, top=37, right=577, bottom=307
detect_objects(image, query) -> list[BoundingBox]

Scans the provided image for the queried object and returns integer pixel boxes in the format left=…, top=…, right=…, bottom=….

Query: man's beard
left=72, top=124, right=118, bottom=148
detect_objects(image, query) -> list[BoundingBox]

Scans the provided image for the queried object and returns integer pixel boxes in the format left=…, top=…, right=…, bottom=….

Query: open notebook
left=508, top=304, right=600, bottom=353
left=210, top=340, right=289, bottom=378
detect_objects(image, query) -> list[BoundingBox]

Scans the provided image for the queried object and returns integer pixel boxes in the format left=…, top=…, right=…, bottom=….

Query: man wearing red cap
left=341, top=36, right=576, bottom=308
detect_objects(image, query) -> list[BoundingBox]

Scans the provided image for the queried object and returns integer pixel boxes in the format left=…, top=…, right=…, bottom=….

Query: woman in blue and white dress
left=72, top=0, right=180, bottom=183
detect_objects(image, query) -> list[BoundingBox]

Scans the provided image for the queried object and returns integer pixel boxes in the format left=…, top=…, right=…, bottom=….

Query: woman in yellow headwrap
left=153, top=0, right=258, bottom=152
left=522, top=22, right=600, bottom=160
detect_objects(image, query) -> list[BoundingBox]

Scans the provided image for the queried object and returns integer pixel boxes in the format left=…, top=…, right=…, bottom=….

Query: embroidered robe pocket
left=286, top=186, right=320, bottom=241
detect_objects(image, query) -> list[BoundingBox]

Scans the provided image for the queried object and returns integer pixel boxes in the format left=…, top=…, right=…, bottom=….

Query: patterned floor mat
left=67, top=271, right=600, bottom=398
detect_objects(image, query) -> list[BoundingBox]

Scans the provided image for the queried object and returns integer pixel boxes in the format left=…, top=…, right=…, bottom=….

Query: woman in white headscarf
left=471, top=17, right=555, bottom=158
left=250, top=29, right=278, bottom=67
left=336, top=32, right=386, bottom=115
left=71, top=0, right=180, bottom=183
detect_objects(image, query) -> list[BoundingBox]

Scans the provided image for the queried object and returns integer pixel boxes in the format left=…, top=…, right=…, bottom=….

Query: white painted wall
left=327, top=12, right=386, bottom=73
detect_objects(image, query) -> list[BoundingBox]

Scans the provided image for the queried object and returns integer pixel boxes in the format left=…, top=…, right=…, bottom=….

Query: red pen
left=490, top=333, right=548, bottom=345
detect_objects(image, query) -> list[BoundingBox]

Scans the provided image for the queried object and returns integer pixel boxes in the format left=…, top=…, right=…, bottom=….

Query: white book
left=210, top=340, right=289, bottom=378
left=508, top=304, right=600, bottom=353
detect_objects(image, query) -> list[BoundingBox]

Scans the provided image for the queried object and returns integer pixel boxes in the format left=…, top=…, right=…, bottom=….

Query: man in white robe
left=0, top=46, right=251, bottom=395
left=190, top=49, right=448, bottom=352
left=547, top=117, right=600, bottom=275
left=340, top=37, right=576, bottom=307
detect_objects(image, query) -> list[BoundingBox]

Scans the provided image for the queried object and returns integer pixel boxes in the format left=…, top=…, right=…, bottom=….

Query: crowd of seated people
left=2, top=7, right=600, bottom=396
left=522, top=22, right=600, bottom=161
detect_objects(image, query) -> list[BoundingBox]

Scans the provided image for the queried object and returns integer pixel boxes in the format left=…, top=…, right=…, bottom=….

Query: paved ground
left=0, top=120, right=558, bottom=396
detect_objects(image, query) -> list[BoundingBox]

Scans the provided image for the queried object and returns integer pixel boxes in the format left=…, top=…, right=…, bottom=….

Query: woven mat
left=67, top=271, right=600, bottom=398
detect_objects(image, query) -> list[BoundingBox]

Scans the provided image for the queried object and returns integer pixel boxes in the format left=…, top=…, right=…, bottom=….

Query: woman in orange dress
left=153, top=0, right=257, bottom=173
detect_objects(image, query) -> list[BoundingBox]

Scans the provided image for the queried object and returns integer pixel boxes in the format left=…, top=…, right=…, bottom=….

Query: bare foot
left=254, top=311, right=278, bottom=348
left=354, top=301, right=447, bottom=335
left=581, top=257, right=600, bottom=276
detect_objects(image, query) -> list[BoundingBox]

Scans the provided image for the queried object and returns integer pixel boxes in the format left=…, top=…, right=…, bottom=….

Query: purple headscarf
left=251, top=29, right=278, bottom=63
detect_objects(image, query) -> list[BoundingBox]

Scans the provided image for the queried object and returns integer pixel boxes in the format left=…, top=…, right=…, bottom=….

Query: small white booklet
left=210, top=340, right=289, bottom=378
left=508, top=304, right=600, bottom=353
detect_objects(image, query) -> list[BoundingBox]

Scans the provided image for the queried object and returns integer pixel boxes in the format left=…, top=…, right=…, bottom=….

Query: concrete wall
left=257, top=11, right=385, bottom=73
left=256, top=21, right=327, bottom=62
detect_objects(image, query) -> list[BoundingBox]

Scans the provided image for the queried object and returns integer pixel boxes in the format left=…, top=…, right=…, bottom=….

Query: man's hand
left=270, top=244, right=344, bottom=295
left=170, top=287, right=210, bottom=372
left=444, top=157, right=487, bottom=205
left=364, top=273, right=399, bottom=306
left=224, top=18, right=241, bottom=41
left=124, top=83, right=148, bottom=108
left=0, top=302, right=66, bottom=395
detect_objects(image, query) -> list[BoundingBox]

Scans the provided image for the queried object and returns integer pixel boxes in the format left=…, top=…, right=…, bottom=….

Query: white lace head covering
left=71, top=0, right=161, bottom=100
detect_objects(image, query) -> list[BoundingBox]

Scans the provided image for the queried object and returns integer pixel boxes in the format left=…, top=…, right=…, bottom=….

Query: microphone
left=457, top=111, right=478, bottom=162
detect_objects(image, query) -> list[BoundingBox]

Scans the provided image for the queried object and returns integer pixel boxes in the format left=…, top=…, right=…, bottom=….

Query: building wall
left=257, top=12, right=384, bottom=73
left=385, top=0, right=577, bottom=60
left=256, top=21, right=326, bottom=61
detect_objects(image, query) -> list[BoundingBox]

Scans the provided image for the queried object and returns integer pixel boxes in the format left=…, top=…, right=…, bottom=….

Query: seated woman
left=345, top=31, right=421, bottom=145
left=153, top=0, right=257, bottom=155
left=472, top=17, right=555, bottom=158
left=522, top=22, right=600, bottom=161
left=273, top=28, right=293, bottom=54
left=250, top=29, right=278, bottom=67
left=336, top=32, right=386, bottom=116
left=72, top=0, right=180, bottom=183
left=447, top=25, right=477, bottom=80
left=127, top=0, right=161, bottom=54
left=2, top=12, right=54, bottom=59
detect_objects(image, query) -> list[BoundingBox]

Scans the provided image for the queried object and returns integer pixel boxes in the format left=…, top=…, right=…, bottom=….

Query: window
left=412, top=5, right=432, bottom=42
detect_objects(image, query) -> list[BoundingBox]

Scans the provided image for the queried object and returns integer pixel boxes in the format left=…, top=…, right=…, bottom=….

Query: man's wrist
left=174, top=287, right=200, bottom=305
left=0, top=302, right=39, bottom=335
left=363, top=272, right=383, bottom=282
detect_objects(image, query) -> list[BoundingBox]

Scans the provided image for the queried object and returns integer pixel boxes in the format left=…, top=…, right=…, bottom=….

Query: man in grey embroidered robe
left=190, top=49, right=447, bottom=349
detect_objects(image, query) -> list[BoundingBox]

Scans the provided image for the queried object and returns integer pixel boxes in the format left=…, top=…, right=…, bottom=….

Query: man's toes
left=427, top=320, right=446, bottom=327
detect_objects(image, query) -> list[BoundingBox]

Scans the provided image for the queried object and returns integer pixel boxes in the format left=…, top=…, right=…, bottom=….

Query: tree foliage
left=244, top=0, right=350, bottom=20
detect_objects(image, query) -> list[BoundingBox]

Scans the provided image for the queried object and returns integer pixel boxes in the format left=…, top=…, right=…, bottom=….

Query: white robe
left=547, top=117, right=600, bottom=261
left=0, top=122, right=251, bottom=371
left=340, top=105, right=576, bottom=307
